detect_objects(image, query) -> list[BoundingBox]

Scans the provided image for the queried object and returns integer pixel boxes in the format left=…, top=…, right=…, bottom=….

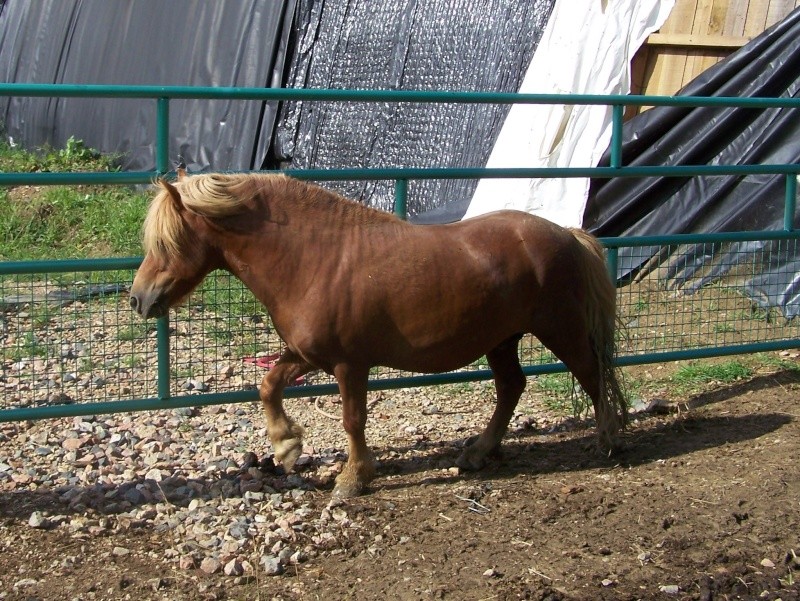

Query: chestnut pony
left=130, top=172, right=626, bottom=497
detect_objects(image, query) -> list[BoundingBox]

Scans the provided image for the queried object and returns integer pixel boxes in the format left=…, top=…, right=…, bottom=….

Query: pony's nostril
left=129, top=295, right=139, bottom=311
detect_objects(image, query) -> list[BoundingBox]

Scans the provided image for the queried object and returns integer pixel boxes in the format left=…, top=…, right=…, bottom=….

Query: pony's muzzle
left=129, top=290, right=165, bottom=319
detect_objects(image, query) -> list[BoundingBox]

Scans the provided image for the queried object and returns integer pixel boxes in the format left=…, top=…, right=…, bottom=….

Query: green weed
left=0, top=136, right=118, bottom=173
left=670, top=360, right=752, bottom=395
left=0, top=138, right=147, bottom=261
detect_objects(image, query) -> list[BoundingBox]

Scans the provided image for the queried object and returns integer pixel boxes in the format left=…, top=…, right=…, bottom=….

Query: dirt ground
left=1, top=362, right=799, bottom=601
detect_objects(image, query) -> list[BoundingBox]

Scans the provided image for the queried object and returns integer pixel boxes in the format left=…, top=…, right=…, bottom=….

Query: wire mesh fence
left=2, top=235, right=799, bottom=421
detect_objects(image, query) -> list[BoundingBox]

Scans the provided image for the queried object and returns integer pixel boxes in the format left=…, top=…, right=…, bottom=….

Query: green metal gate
left=1, top=84, right=798, bottom=423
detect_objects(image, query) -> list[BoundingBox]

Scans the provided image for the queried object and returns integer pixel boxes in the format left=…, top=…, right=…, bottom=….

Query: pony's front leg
left=333, top=364, right=375, bottom=498
left=259, top=351, right=312, bottom=472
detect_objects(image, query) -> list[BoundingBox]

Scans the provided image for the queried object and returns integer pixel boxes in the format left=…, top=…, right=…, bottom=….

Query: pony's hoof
left=274, top=438, right=303, bottom=472
left=455, top=447, right=487, bottom=471
left=333, top=476, right=367, bottom=499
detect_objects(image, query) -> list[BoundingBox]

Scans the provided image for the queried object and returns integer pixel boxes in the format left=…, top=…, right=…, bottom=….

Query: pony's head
left=129, top=173, right=233, bottom=319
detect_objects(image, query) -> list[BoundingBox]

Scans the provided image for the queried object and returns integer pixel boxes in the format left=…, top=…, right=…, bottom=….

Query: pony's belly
left=380, top=340, right=500, bottom=374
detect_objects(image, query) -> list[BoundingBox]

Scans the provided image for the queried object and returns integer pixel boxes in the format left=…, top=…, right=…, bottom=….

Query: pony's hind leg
left=534, top=319, right=624, bottom=451
left=456, top=336, right=526, bottom=471
left=259, top=351, right=313, bottom=472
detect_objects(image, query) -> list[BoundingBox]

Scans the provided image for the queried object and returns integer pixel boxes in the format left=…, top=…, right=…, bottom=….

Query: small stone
left=659, top=584, right=680, bottom=595
left=178, top=555, right=197, bottom=570
left=62, top=437, right=86, bottom=451
left=145, top=468, right=164, bottom=482
left=149, top=577, right=170, bottom=592
left=124, top=488, right=146, bottom=505
left=224, top=558, right=244, bottom=576
left=241, top=452, right=259, bottom=469
left=28, top=511, right=51, bottom=529
left=260, top=555, right=284, bottom=576
left=112, top=546, right=131, bottom=557
left=601, top=578, right=614, bottom=587
left=760, top=558, right=775, bottom=568
left=482, top=568, right=500, bottom=578
left=200, top=557, right=222, bottom=574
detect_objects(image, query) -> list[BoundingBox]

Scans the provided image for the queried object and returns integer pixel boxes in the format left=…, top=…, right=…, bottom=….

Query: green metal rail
left=0, top=83, right=799, bottom=423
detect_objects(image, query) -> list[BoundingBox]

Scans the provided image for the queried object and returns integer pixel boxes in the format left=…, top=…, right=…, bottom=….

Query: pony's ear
left=176, top=167, right=187, bottom=181
left=159, top=178, right=185, bottom=210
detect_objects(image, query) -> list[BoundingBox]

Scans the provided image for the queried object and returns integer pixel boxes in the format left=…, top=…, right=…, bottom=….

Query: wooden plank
left=684, top=0, right=716, bottom=86
left=723, top=0, right=752, bottom=35
left=647, top=32, right=752, bottom=46
left=659, top=48, right=695, bottom=94
left=653, top=0, right=698, bottom=95
left=709, top=0, right=730, bottom=34
left=660, top=0, right=701, bottom=33
left=637, top=0, right=798, bottom=99
left=765, top=0, right=796, bottom=27
left=743, top=1, right=770, bottom=35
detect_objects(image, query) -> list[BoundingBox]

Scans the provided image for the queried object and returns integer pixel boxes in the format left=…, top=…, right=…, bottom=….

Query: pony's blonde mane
left=142, top=172, right=397, bottom=263
left=142, top=173, right=251, bottom=263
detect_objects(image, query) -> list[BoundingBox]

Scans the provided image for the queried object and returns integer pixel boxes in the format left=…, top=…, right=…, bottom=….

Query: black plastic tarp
left=0, top=0, right=295, bottom=172
left=584, top=8, right=800, bottom=317
left=272, top=0, right=556, bottom=216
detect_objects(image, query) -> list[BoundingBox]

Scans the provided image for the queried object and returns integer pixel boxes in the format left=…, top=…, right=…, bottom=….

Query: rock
left=145, top=467, right=164, bottom=482
left=224, top=558, right=244, bottom=576
left=659, top=585, right=680, bottom=595
left=28, top=511, right=51, bottom=529
left=241, top=452, right=259, bottom=469
left=124, top=488, right=146, bottom=505
left=112, top=546, right=131, bottom=557
left=200, top=557, right=222, bottom=575
left=760, top=558, right=775, bottom=568
left=179, top=555, right=197, bottom=570
left=62, top=436, right=87, bottom=451
left=260, top=555, right=284, bottom=576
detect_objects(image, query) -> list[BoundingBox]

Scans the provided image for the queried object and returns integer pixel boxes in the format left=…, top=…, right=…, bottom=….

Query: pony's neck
left=217, top=175, right=400, bottom=333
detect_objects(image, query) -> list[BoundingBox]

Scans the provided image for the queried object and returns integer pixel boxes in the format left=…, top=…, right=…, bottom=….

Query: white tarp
left=463, top=0, right=674, bottom=226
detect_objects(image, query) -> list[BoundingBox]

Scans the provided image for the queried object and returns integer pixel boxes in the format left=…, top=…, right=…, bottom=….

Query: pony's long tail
left=568, top=228, right=627, bottom=449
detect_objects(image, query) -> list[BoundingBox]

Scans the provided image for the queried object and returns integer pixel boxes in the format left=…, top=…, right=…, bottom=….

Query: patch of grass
left=9, top=333, right=49, bottom=361
left=670, top=360, right=753, bottom=395
left=117, top=324, right=152, bottom=342
left=0, top=136, right=118, bottom=173
left=751, top=352, right=800, bottom=373
left=0, top=185, right=149, bottom=260
left=122, top=354, right=146, bottom=369
left=534, top=373, right=583, bottom=414
left=0, top=138, right=148, bottom=261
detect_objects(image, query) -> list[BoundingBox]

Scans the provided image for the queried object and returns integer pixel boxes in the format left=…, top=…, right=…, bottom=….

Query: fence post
left=605, top=245, right=619, bottom=286
left=155, top=97, right=171, bottom=399
left=784, top=173, right=797, bottom=231
left=156, top=97, right=170, bottom=176
left=394, top=179, right=408, bottom=220
left=610, top=104, right=624, bottom=169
